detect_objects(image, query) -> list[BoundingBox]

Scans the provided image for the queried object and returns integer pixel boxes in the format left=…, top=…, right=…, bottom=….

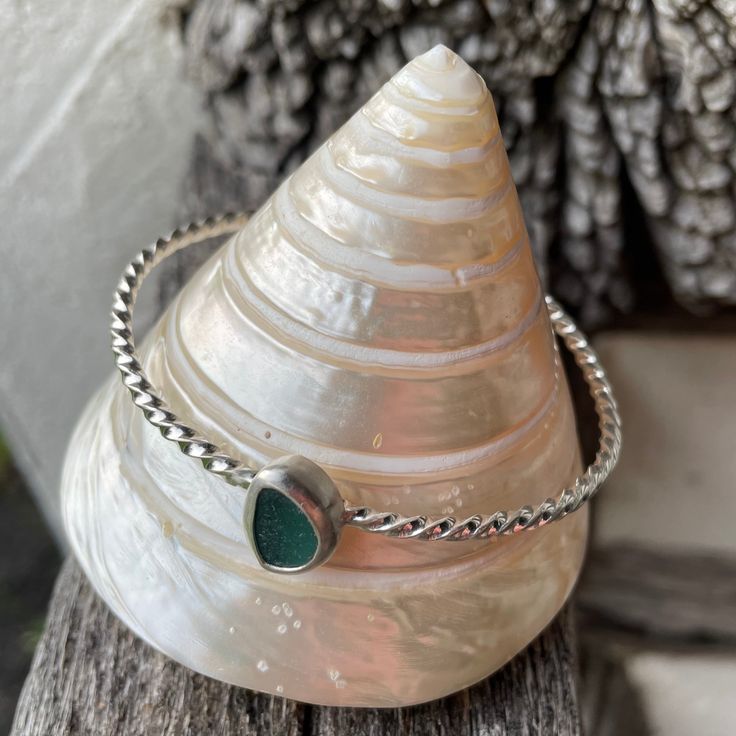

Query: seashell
left=61, top=45, right=587, bottom=707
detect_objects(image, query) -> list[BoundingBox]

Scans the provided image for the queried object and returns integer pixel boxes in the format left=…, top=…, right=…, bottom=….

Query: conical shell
left=62, top=46, right=586, bottom=707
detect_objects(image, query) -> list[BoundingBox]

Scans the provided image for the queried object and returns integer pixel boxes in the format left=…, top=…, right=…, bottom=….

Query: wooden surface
left=576, top=543, right=736, bottom=736
left=11, top=559, right=581, bottom=736
left=578, top=544, right=736, bottom=642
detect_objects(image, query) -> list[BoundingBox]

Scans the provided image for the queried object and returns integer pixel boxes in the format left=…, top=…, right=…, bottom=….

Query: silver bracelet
left=112, top=214, right=622, bottom=574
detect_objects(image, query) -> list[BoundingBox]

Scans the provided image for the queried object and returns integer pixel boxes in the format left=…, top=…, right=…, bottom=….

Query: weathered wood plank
left=575, top=543, right=736, bottom=735
left=12, top=559, right=581, bottom=735
left=578, top=545, right=736, bottom=642
left=577, top=641, right=650, bottom=736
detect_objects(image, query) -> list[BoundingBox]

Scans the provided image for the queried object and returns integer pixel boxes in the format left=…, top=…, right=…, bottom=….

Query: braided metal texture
left=111, top=214, right=255, bottom=490
left=111, top=214, right=622, bottom=542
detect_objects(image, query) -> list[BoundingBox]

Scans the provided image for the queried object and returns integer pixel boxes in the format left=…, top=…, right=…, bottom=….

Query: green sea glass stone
left=252, top=487, right=319, bottom=569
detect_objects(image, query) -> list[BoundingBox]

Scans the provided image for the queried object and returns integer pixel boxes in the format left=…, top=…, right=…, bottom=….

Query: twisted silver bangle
left=111, top=214, right=622, bottom=573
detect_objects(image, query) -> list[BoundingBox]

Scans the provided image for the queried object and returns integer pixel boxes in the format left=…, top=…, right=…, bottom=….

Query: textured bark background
left=179, top=0, right=736, bottom=326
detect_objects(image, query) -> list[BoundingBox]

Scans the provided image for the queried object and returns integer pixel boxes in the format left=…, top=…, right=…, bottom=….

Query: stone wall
left=0, top=0, right=202, bottom=537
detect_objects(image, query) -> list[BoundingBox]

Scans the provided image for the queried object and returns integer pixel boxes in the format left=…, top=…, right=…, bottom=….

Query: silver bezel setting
left=243, top=455, right=345, bottom=574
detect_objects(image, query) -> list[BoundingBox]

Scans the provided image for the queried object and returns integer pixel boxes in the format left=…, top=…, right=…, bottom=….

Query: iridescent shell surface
left=61, top=46, right=587, bottom=707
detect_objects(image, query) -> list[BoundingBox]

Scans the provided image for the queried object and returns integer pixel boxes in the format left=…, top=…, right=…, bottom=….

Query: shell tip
left=415, top=44, right=459, bottom=72
left=398, top=45, right=486, bottom=105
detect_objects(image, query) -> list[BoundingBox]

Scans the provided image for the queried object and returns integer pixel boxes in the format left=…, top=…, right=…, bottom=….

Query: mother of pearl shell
left=61, top=45, right=587, bottom=707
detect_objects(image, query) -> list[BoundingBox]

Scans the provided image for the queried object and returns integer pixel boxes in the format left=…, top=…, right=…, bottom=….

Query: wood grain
left=578, top=544, right=736, bottom=643
left=11, top=559, right=581, bottom=736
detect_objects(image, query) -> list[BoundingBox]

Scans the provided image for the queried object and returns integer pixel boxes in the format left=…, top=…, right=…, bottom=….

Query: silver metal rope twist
left=111, top=213, right=621, bottom=541
left=111, top=214, right=255, bottom=490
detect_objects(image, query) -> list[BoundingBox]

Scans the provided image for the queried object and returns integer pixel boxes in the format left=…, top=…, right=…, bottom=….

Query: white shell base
left=64, top=379, right=586, bottom=706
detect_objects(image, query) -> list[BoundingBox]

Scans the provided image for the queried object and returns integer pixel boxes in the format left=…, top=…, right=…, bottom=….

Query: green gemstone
left=253, top=488, right=319, bottom=569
